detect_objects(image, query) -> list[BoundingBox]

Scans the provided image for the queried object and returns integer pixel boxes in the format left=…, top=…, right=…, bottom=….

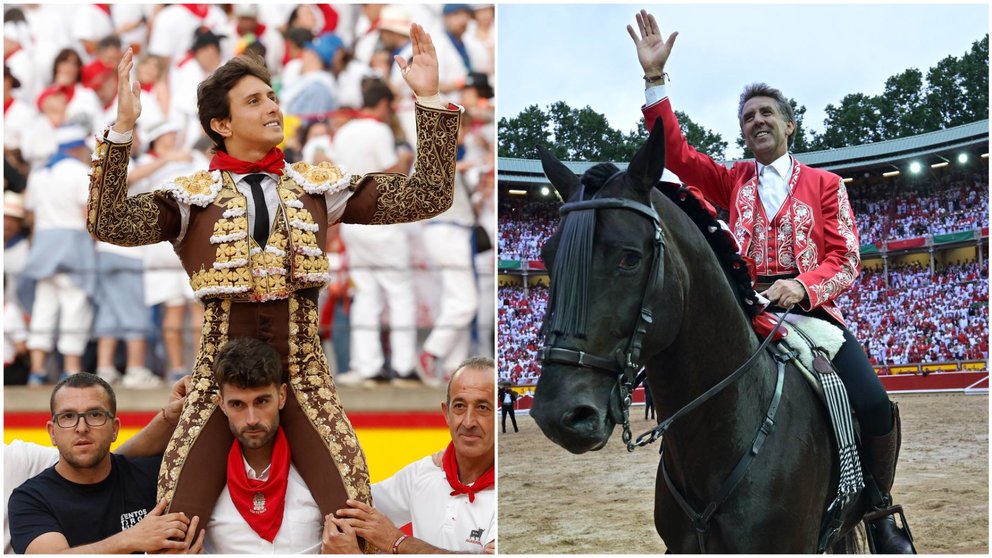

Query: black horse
left=530, top=121, right=867, bottom=552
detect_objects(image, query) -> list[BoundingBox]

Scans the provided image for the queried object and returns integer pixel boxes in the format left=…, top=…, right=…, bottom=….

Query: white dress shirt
left=204, top=459, right=322, bottom=554
left=645, top=83, right=794, bottom=218
left=756, top=153, right=794, bottom=220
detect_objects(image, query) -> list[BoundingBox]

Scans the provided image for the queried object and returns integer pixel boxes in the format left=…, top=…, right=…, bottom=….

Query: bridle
left=539, top=174, right=666, bottom=449
left=538, top=179, right=795, bottom=552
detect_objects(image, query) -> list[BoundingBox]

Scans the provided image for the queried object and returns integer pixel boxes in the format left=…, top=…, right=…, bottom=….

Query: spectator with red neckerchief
left=322, top=357, right=495, bottom=554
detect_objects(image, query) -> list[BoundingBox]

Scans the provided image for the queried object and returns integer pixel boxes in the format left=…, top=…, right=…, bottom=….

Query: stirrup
left=864, top=504, right=917, bottom=554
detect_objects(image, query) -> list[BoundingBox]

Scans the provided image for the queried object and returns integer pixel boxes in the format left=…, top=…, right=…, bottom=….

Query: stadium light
left=882, top=170, right=900, bottom=178
left=842, top=177, right=854, bottom=184
left=980, top=153, right=988, bottom=159
left=540, top=186, right=551, bottom=196
left=958, top=153, right=970, bottom=164
left=508, top=189, right=528, bottom=196
left=931, top=161, right=949, bottom=168
left=909, top=161, right=922, bottom=174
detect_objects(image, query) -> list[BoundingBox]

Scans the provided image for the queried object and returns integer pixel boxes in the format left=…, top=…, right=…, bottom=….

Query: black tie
left=244, top=174, right=269, bottom=247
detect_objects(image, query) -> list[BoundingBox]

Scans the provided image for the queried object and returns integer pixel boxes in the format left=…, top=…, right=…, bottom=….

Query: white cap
left=4, top=191, right=25, bottom=219
left=233, top=4, right=258, bottom=18
left=55, top=124, right=88, bottom=148
left=378, top=5, right=411, bottom=36
left=144, top=119, right=182, bottom=146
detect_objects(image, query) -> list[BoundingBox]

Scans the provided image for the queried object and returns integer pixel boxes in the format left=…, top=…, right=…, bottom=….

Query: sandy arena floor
left=497, top=393, right=988, bottom=553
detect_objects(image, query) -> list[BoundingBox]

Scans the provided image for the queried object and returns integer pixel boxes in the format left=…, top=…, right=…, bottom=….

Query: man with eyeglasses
left=7, top=373, right=204, bottom=554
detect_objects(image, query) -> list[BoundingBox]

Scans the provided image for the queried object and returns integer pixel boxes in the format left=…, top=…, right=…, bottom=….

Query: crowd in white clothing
left=497, top=262, right=988, bottom=384
left=498, top=167, right=989, bottom=260
left=4, top=3, right=496, bottom=386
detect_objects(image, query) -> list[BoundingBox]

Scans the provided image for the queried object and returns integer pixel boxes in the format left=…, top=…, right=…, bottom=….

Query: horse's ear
left=537, top=145, right=580, bottom=201
left=627, top=117, right=667, bottom=194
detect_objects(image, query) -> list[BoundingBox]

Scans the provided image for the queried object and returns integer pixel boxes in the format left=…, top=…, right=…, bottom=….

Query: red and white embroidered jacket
left=644, top=98, right=861, bottom=325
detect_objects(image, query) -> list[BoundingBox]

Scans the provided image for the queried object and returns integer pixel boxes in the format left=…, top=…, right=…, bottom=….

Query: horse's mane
left=654, top=180, right=764, bottom=319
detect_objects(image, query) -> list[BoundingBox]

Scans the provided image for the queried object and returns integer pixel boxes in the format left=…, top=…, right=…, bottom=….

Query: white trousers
left=340, top=224, right=416, bottom=377
left=423, top=224, right=479, bottom=374
left=27, top=273, right=93, bottom=355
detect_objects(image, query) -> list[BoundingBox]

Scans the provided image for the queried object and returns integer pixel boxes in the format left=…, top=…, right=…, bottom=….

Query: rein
left=539, top=179, right=798, bottom=552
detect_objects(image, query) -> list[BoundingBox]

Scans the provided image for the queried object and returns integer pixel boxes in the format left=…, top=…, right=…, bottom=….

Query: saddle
left=769, top=314, right=870, bottom=552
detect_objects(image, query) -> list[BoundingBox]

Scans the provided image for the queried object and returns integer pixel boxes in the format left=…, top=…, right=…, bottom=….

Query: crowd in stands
left=498, top=262, right=989, bottom=384
left=497, top=197, right=557, bottom=261
left=497, top=283, right=545, bottom=385
left=498, top=167, right=989, bottom=260
left=4, top=3, right=495, bottom=386
left=838, top=261, right=989, bottom=367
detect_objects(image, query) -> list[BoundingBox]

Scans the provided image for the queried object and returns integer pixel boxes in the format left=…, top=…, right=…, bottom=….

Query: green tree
left=497, top=104, right=550, bottom=158
left=877, top=68, right=936, bottom=137
left=952, top=34, right=989, bottom=125
left=498, top=102, right=724, bottom=162
left=813, top=93, right=885, bottom=149
left=674, top=110, right=728, bottom=160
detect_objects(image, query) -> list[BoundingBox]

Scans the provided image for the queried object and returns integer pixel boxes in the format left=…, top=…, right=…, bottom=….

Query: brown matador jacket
left=86, top=103, right=460, bottom=550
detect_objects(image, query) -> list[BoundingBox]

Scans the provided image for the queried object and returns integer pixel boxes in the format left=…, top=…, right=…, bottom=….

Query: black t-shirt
left=8, top=453, right=161, bottom=554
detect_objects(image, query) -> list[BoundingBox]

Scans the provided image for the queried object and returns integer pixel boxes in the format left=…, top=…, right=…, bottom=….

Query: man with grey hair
left=322, top=356, right=496, bottom=554
left=627, top=9, right=914, bottom=554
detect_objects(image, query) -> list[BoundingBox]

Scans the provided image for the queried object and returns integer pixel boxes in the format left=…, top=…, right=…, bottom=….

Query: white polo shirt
left=372, top=455, right=495, bottom=553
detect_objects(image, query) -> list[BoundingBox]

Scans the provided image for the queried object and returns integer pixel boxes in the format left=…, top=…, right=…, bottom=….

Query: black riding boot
left=863, top=402, right=916, bottom=554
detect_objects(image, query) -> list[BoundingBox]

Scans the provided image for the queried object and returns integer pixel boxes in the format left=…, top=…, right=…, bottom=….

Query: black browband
left=540, top=194, right=665, bottom=384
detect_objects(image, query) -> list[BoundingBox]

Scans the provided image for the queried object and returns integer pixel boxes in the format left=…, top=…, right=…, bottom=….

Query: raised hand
left=626, top=9, right=678, bottom=76
left=114, top=48, right=142, bottom=133
left=395, top=23, right=439, bottom=97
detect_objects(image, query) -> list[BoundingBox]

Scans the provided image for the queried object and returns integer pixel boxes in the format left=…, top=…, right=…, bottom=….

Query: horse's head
left=532, top=120, right=679, bottom=453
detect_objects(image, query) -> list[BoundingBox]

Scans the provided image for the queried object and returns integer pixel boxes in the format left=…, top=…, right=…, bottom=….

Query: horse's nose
left=561, top=405, right=603, bottom=436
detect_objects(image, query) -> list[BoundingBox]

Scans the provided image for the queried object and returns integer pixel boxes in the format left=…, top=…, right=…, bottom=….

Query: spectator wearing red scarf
left=325, top=357, right=495, bottom=553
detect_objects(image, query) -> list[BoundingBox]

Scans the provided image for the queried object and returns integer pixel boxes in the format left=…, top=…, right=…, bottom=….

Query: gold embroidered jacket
left=87, top=103, right=460, bottom=301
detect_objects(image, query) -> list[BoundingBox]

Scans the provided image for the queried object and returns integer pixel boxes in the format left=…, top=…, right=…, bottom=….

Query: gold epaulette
left=284, top=161, right=352, bottom=195
left=157, top=170, right=225, bottom=207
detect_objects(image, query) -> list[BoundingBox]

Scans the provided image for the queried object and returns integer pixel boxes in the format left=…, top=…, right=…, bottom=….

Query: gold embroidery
left=158, top=299, right=231, bottom=506
left=176, top=171, right=218, bottom=198
left=368, top=104, right=460, bottom=224
left=287, top=294, right=373, bottom=510
left=291, top=160, right=346, bottom=187
left=88, top=137, right=165, bottom=246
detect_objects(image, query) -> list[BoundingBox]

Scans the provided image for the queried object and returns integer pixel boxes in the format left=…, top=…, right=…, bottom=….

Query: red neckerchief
left=176, top=51, right=194, bottom=69
left=316, top=5, right=339, bottom=33
left=442, top=442, right=494, bottom=503
left=352, top=110, right=385, bottom=123
left=226, top=427, right=290, bottom=543
left=180, top=4, right=208, bottom=19
left=95, top=4, right=111, bottom=16
left=3, top=97, right=13, bottom=115
left=139, top=81, right=155, bottom=92
left=240, top=23, right=267, bottom=38
left=3, top=45, right=20, bottom=62
left=210, top=147, right=285, bottom=176
left=63, top=84, right=76, bottom=104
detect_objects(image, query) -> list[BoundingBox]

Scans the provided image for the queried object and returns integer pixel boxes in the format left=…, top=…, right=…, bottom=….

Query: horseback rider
left=626, top=10, right=915, bottom=553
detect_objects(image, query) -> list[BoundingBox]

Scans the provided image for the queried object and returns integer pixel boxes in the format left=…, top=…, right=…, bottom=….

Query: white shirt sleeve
left=645, top=84, right=669, bottom=107
left=106, top=127, right=133, bottom=143
left=370, top=460, right=417, bottom=528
